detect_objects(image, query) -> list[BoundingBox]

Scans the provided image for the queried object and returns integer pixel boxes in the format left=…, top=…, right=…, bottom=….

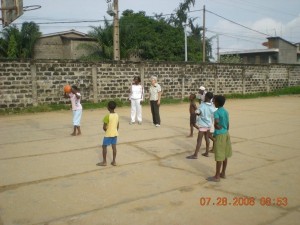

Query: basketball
left=64, top=85, right=72, bottom=93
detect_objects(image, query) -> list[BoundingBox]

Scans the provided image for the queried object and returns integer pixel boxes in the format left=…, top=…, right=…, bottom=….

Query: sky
left=1, top=0, right=300, bottom=61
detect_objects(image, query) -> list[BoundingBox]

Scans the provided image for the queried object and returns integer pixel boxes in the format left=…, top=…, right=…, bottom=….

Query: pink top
left=69, top=93, right=82, bottom=110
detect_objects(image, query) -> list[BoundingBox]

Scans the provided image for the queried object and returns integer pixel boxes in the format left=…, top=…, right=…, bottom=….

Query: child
left=187, top=93, right=199, bottom=137
left=207, top=95, right=232, bottom=182
left=64, top=85, right=82, bottom=136
left=98, top=101, right=119, bottom=166
left=187, top=92, right=215, bottom=159
left=197, top=86, right=207, bottom=104
left=129, top=76, right=144, bottom=125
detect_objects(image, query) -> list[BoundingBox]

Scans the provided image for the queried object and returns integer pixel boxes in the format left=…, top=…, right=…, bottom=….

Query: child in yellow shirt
left=98, top=101, right=119, bottom=166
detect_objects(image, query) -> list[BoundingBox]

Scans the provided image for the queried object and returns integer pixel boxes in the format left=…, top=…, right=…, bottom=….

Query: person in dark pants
left=149, top=76, right=162, bottom=127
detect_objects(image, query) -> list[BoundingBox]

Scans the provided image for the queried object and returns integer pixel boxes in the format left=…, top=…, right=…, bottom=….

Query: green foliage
left=168, top=0, right=196, bottom=27
left=82, top=0, right=211, bottom=62
left=87, top=18, right=114, bottom=60
left=0, top=25, right=20, bottom=58
left=220, top=54, right=243, bottom=64
left=119, top=10, right=186, bottom=61
left=7, top=34, right=18, bottom=58
left=20, top=22, right=41, bottom=58
left=225, top=86, right=300, bottom=99
left=0, top=22, right=41, bottom=59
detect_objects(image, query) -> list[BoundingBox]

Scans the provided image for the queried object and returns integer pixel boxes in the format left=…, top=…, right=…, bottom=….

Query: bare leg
left=187, top=124, right=193, bottom=137
left=98, top=145, right=107, bottom=166
left=71, top=126, right=76, bottom=136
left=220, top=158, right=227, bottom=178
left=111, top=144, right=117, bottom=166
left=202, top=131, right=210, bottom=156
left=209, top=133, right=215, bottom=153
left=215, top=161, right=222, bottom=180
left=76, top=126, right=81, bottom=135
left=193, top=131, right=204, bottom=157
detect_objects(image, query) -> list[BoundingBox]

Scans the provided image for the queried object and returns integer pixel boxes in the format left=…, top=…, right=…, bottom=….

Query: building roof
left=220, top=48, right=279, bottom=55
left=267, top=36, right=297, bottom=47
left=40, top=29, right=88, bottom=38
left=60, top=35, right=97, bottom=41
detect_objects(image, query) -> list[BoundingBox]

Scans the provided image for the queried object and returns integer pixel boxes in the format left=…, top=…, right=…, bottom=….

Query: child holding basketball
left=98, top=101, right=119, bottom=166
left=187, top=93, right=199, bottom=137
left=187, top=92, right=215, bottom=159
left=64, top=85, right=82, bottom=136
left=207, top=95, right=232, bottom=182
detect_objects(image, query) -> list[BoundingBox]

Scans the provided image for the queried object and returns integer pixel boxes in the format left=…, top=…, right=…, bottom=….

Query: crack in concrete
left=0, top=134, right=185, bottom=161
left=0, top=159, right=156, bottom=193
left=31, top=181, right=205, bottom=225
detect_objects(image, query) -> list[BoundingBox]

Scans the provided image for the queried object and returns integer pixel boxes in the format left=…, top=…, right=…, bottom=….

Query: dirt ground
left=0, top=95, right=300, bottom=225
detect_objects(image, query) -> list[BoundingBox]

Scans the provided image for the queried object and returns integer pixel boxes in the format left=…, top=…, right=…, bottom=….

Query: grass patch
left=225, top=86, right=300, bottom=99
left=1, top=86, right=299, bottom=115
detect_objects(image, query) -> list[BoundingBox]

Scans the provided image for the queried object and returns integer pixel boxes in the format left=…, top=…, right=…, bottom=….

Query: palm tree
left=86, top=18, right=114, bottom=60
left=0, top=25, right=20, bottom=58
left=168, top=0, right=195, bottom=27
left=20, top=22, right=41, bottom=58
left=0, top=22, right=41, bottom=59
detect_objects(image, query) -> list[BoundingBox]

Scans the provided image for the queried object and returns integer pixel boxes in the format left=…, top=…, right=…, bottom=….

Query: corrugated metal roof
left=40, top=29, right=87, bottom=38
left=220, top=48, right=279, bottom=55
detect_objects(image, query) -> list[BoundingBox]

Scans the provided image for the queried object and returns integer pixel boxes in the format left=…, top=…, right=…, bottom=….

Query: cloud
left=252, top=18, right=282, bottom=36
left=211, top=14, right=300, bottom=55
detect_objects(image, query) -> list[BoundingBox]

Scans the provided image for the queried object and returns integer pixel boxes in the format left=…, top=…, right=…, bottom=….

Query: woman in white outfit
left=129, top=76, right=144, bottom=125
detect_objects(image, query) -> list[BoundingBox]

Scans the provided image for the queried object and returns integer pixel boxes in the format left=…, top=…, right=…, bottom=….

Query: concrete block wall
left=0, top=60, right=299, bottom=110
left=34, top=62, right=94, bottom=104
left=97, top=62, right=140, bottom=101
left=289, top=66, right=300, bottom=87
left=0, top=62, right=32, bottom=108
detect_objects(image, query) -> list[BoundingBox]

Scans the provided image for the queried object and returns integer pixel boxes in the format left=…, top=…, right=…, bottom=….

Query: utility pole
left=185, top=23, right=187, bottom=62
left=106, top=0, right=120, bottom=60
left=113, top=0, right=120, bottom=60
left=202, top=5, right=206, bottom=63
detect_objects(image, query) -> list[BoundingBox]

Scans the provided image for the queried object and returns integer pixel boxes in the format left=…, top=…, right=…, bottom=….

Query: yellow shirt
left=103, top=113, right=119, bottom=137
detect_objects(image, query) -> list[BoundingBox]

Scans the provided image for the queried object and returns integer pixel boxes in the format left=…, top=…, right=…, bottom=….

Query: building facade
left=33, top=30, right=97, bottom=60
left=220, top=37, right=299, bottom=64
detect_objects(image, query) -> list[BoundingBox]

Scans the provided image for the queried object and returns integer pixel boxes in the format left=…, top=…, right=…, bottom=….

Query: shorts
left=214, top=133, right=232, bottom=161
left=102, top=136, right=118, bottom=146
left=190, top=113, right=196, bottom=125
left=199, top=127, right=210, bottom=132
left=73, top=110, right=82, bottom=126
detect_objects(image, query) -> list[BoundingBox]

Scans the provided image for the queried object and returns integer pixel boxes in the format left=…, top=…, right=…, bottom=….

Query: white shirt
left=130, top=84, right=144, bottom=100
left=69, top=93, right=82, bottom=110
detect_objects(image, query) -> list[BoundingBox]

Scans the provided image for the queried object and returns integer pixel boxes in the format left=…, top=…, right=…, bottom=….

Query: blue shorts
left=102, top=137, right=117, bottom=146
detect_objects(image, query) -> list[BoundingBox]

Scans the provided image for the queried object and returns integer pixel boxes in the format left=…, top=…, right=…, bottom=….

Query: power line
left=11, top=19, right=112, bottom=25
left=205, top=9, right=270, bottom=37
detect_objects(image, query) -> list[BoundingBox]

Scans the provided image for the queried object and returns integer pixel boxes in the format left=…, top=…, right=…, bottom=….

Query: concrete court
left=0, top=95, right=299, bottom=225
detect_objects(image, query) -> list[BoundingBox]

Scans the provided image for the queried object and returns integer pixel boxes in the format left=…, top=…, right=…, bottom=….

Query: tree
left=7, top=34, right=18, bottom=58
left=119, top=10, right=185, bottom=61
left=0, top=22, right=41, bottom=59
left=0, top=25, right=20, bottom=58
left=20, top=22, right=41, bottom=58
left=168, top=0, right=195, bottom=27
left=84, top=18, right=114, bottom=60
left=220, top=55, right=243, bottom=64
left=83, top=0, right=212, bottom=62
